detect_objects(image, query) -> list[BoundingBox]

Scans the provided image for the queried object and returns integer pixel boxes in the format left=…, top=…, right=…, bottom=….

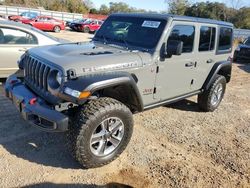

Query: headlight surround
left=18, top=53, right=26, bottom=69
left=48, top=70, right=64, bottom=89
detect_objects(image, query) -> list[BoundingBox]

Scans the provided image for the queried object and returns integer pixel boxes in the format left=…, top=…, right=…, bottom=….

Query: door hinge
left=156, top=66, right=159, bottom=73
left=153, top=87, right=157, bottom=94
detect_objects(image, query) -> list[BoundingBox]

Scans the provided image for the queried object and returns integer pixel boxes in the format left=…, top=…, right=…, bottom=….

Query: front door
left=154, top=22, right=198, bottom=101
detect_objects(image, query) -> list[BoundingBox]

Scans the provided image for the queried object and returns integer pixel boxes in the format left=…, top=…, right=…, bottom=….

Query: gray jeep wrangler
left=5, top=13, right=233, bottom=168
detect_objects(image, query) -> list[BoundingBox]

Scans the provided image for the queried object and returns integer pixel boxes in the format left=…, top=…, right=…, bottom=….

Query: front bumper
left=5, top=74, right=69, bottom=132
left=235, top=50, right=250, bottom=61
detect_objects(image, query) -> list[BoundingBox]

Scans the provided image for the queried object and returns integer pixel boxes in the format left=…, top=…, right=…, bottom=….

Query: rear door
left=33, top=17, right=46, bottom=30
left=0, top=27, right=38, bottom=77
left=192, top=24, right=217, bottom=90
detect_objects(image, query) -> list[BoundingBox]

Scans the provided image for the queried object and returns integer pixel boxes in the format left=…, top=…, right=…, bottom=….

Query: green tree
left=167, top=0, right=189, bottom=15
left=233, top=7, right=250, bottom=29
left=99, top=4, right=109, bottom=15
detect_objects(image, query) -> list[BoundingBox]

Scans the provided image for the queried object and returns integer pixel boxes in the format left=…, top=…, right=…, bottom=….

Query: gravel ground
left=0, top=30, right=249, bottom=188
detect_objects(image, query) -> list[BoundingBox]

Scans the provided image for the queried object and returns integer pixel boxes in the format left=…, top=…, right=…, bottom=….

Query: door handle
left=18, top=48, right=27, bottom=52
left=207, top=59, right=214, bottom=64
left=185, top=62, right=195, bottom=67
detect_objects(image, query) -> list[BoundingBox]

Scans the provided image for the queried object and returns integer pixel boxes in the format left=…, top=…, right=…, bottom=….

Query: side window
left=0, top=27, right=38, bottom=45
left=199, top=26, right=216, bottom=51
left=168, top=25, right=195, bottom=53
left=218, top=27, right=232, bottom=51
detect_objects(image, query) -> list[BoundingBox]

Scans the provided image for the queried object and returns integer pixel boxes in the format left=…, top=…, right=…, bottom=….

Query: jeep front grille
left=23, top=55, right=62, bottom=104
left=24, top=56, right=51, bottom=92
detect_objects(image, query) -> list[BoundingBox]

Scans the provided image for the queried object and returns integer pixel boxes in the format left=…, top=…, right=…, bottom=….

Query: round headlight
left=48, top=70, right=63, bottom=89
left=56, top=71, right=63, bottom=85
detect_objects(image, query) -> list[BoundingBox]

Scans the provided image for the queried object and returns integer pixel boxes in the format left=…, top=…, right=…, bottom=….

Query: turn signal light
left=79, top=91, right=91, bottom=99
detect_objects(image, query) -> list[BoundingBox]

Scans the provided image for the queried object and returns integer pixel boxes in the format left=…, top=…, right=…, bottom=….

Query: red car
left=8, top=12, right=39, bottom=22
left=70, top=19, right=103, bottom=33
left=23, top=16, right=65, bottom=32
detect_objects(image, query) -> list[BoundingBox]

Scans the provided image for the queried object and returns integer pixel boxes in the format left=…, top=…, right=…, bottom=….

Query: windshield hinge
left=156, top=66, right=159, bottom=73
left=153, top=87, right=157, bottom=94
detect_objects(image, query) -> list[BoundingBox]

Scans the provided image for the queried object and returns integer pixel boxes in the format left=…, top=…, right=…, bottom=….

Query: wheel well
left=217, top=65, right=231, bottom=83
left=96, top=84, right=142, bottom=113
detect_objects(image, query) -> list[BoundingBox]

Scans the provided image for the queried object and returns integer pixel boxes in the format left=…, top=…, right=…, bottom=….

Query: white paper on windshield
left=142, top=21, right=161, bottom=28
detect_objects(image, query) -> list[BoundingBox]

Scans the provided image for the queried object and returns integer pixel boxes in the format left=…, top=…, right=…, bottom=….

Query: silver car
left=0, top=21, right=64, bottom=78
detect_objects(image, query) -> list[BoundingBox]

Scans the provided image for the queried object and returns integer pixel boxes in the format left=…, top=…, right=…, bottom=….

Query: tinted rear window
left=218, top=27, right=232, bottom=51
left=199, top=26, right=216, bottom=51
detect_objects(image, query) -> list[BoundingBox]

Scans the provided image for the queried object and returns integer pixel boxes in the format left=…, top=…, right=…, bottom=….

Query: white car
left=0, top=21, right=67, bottom=78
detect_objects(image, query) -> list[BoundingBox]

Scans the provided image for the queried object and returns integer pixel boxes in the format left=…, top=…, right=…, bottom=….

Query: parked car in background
left=233, top=37, right=250, bottom=62
left=66, top=18, right=87, bottom=27
left=0, top=21, right=66, bottom=78
left=23, top=16, right=65, bottom=32
left=8, top=12, right=38, bottom=22
left=0, top=15, right=6, bottom=21
left=70, top=19, right=103, bottom=33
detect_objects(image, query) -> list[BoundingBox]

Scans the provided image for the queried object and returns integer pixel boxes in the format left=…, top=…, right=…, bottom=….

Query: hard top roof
left=0, top=20, right=33, bottom=28
left=111, top=13, right=233, bottom=27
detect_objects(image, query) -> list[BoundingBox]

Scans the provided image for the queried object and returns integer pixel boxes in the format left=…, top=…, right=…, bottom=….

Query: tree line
left=167, top=0, right=250, bottom=29
left=91, top=1, right=250, bottom=29
left=1, top=0, right=250, bottom=29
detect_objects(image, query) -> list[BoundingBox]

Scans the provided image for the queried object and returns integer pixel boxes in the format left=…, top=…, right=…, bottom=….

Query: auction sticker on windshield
left=142, top=21, right=161, bottom=28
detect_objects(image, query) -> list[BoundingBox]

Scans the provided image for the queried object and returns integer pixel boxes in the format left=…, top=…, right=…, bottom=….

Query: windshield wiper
left=102, top=35, right=108, bottom=44
left=93, top=35, right=108, bottom=44
left=118, top=38, right=131, bottom=50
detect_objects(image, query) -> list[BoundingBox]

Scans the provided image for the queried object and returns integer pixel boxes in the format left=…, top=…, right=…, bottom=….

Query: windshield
left=244, top=38, right=250, bottom=46
left=94, top=16, right=167, bottom=49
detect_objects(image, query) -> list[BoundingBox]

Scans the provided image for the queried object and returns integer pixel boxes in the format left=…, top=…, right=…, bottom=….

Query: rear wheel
left=53, top=26, right=61, bottom=33
left=83, top=27, right=90, bottom=33
left=198, top=75, right=226, bottom=112
left=67, top=97, right=134, bottom=168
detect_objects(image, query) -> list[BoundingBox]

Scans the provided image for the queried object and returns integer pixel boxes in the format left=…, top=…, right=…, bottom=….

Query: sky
left=91, top=0, right=250, bottom=12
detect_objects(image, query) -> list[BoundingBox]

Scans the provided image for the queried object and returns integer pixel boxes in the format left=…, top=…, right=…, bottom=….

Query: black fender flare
left=63, top=72, right=144, bottom=112
left=203, top=61, right=232, bottom=90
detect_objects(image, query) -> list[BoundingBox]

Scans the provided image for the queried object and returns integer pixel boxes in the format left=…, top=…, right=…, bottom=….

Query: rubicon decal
left=83, top=61, right=139, bottom=73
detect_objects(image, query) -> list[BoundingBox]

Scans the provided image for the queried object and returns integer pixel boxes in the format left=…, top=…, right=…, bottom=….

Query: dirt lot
left=0, top=30, right=250, bottom=188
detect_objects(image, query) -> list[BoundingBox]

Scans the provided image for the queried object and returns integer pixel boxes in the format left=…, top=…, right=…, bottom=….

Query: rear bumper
left=5, top=74, right=69, bottom=132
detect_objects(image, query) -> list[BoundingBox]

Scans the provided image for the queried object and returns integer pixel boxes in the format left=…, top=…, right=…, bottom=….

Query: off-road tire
left=53, top=26, right=61, bottom=33
left=67, top=97, right=134, bottom=169
left=198, top=75, right=226, bottom=112
left=83, top=27, right=90, bottom=33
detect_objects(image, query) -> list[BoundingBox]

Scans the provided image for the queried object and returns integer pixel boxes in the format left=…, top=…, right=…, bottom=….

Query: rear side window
left=199, top=26, right=216, bottom=51
left=0, top=27, right=38, bottom=45
left=168, top=25, right=195, bottom=53
left=218, top=27, right=233, bottom=51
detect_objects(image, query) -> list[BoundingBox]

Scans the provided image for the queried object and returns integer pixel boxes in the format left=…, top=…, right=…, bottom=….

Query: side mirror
left=166, top=40, right=183, bottom=57
left=35, top=19, right=38, bottom=22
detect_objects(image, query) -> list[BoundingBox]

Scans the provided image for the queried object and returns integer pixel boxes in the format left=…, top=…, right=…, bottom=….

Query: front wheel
left=198, top=75, right=226, bottom=112
left=68, top=97, right=134, bottom=169
left=53, top=26, right=61, bottom=33
left=83, top=27, right=90, bottom=33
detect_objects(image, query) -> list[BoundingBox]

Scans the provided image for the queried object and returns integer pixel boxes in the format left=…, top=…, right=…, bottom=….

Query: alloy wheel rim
left=90, top=117, right=125, bottom=157
left=211, top=83, right=223, bottom=106
left=55, top=26, right=60, bottom=32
